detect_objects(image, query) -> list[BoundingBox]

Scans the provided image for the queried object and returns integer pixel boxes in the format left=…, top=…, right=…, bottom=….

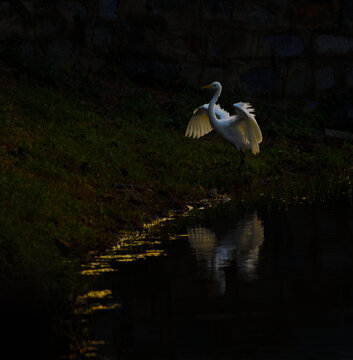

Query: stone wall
left=1, top=0, right=353, bottom=111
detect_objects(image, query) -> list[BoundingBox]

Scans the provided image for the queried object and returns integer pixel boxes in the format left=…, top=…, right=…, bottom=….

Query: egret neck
left=208, top=82, right=222, bottom=131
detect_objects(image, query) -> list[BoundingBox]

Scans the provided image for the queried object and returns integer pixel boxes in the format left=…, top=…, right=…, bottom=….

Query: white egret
left=187, top=212, right=264, bottom=292
left=185, top=81, right=262, bottom=169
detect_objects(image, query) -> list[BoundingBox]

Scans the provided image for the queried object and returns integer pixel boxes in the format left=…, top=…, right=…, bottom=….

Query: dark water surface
left=77, top=198, right=353, bottom=359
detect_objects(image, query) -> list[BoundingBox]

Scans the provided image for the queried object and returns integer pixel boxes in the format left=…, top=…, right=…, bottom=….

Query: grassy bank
left=0, top=61, right=352, bottom=356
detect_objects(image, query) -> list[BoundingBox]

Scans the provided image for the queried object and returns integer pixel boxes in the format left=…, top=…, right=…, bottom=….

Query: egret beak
left=201, top=83, right=213, bottom=90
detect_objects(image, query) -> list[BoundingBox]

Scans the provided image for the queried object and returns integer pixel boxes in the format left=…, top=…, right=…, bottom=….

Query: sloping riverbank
left=0, top=61, right=352, bottom=358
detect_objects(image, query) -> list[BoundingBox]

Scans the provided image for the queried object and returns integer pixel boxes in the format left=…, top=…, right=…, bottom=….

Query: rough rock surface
left=0, top=0, right=352, bottom=111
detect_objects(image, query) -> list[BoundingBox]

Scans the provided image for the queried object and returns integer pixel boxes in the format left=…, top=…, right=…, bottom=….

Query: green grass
left=0, top=61, right=352, bottom=356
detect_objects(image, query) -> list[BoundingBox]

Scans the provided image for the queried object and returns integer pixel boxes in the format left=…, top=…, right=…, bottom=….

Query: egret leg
left=238, top=150, right=245, bottom=172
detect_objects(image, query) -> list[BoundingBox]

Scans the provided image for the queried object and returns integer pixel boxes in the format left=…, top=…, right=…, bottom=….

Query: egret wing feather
left=185, top=105, right=212, bottom=139
left=185, top=103, right=230, bottom=139
left=232, top=102, right=263, bottom=154
left=233, top=102, right=262, bottom=143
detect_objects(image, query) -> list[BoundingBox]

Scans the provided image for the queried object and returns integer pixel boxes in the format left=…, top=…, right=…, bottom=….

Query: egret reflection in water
left=187, top=212, right=264, bottom=292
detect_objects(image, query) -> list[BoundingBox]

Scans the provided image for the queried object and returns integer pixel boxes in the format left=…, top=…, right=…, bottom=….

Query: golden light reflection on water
left=168, top=234, right=189, bottom=241
left=81, top=289, right=113, bottom=299
left=76, top=289, right=122, bottom=315
left=143, top=213, right=175, bottom=229
left=81, top=262, right=118, bottom=276
left=79, top=212, right=196, bottom=326
left=81, top=340, right=106, bottom=358
left=79, top=226, right=169, bottom=324
left=88, top=304, right=120, bottom=312
left=81, top=231, right=166, bottom=276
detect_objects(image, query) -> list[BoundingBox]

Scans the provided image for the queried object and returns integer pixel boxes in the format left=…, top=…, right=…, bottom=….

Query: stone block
left=162, top=38, right=185, bottom=59
left=124, top=26, right=145, bottom=46
left=88, top=28, right=113, bottom=48
left=145, top=0, right=186, bottom=13
left=263, top=35, right=304, bottom=57
left=248, top=4, right=275, bottom=25
left=56, top=1, right=87, bottom=19
left=99, top=0, right=119, bottom=20
left=35, top=19, right=59, bottom=38
left=56, top=1, right=88, bottom=32
left=304, top=101, right=321, bottom=113
left=269, top=0, right=289, bottom=8
left=286, top=70, right=308, bottom=96
left=132, top=13, right=167, bottom=32
left=206, top=29, right=240, bottom=60
left=0, top=15, right=23, bottom=40
left=203, top=0, right=235, bottom=19
left=316, top=66, right=335, bottom=90
left=20, top=42, right=35, bottom=59
left=227, top=30, right=262, bottom=58
left=199, top=67, right=224, bottom=86
left=316, top=35, right=353, bottom=55
left=183, top=37, right=201, bottom=56
left=126, top=59, right=181, bottom=84
left=240, top=67, right=278, bottom=94
left=289, top=1, right=332, bottom=27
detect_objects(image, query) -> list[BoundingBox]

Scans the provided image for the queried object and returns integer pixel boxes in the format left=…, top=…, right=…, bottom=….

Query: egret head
left=201, top=81, right=221, bottom=90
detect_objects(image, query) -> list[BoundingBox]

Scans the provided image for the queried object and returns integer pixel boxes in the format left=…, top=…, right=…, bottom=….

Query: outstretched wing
left=185, top=104, right=230, bottom=139
left=185, top=105, right=212, bottom=139
left=232, top=102, right=262, bottom=154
